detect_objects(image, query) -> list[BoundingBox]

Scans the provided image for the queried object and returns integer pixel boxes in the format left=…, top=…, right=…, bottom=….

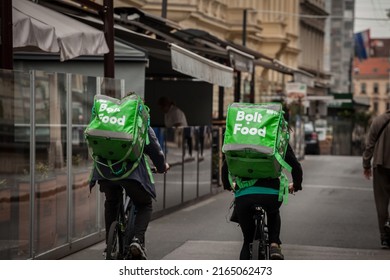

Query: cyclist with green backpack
left=222, top=144, right=302, bottom=259
left=86, top=94, right=169, bottom=259
left=221, top=102, right=303, bottom=260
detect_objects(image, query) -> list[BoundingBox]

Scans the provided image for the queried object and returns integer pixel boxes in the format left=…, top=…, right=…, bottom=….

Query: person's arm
left=221, top=160, right=233, bottom=191
left=362, top=117, right=380, bottom=179
left=144, top=127, right=169, bottom=173
left=284, top=144, right=303, bottom=192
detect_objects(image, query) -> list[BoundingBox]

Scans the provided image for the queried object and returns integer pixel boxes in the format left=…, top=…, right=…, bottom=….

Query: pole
left=162, top=0, right=168, bottom=18
left=242, top=9, right=247, bottom=47
left=0, top=0, right=13, bottom=70
left=218, top=86, right=224, bottom=120
left=103, top=0, right=114, bottom=80
left=235, top=9, right=248, bottom=103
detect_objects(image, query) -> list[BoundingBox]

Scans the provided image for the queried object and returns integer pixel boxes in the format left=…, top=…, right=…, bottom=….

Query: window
left=373, top=101, right=378, bottom=113
left=387, top=83, right=390, bottom=94
left=373, top=83, right=379, bottom=94
left=387, top=102, right=390, bottom=110
left=361, top=82, right=366, bottom=94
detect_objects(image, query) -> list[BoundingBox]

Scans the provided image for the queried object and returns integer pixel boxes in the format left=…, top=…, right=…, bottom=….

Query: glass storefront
left=0, top=69, right=213, bottom=259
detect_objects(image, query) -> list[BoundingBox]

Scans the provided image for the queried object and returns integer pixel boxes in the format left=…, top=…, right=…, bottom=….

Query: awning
left=14, top=39, right=146, bottom=62
left=306, top=95, right=334, bottom=101
left=254, top=59, right=294, bottom=75
left=256, top=58, right=316, bottom=87
left=12, top=0, right=109, bottom=61
left=226, top=46, right=254, bottom=73
left=170, top=44, right=234, bottom=87
left=59, top=11, right=234, bottom=87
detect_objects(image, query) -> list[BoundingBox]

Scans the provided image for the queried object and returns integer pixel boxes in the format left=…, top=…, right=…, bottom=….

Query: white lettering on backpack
left=233, top=110, right=266, bottom=137
left=233, top=124, right=266, bottom=137
left=98, top=103, right=125, bottom=125
left=99, top=114, right=125, bottom=125
left=99, top=103, right=121, bottom=113
left=236, top=110, right=262, bottom=124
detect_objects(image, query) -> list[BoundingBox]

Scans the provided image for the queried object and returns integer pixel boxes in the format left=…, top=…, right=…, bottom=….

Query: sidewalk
left=61, top=191, right=390, bottom=260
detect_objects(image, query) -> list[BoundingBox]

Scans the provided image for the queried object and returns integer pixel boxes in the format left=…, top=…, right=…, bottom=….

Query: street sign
left=286, top=82, right=307, bottom=102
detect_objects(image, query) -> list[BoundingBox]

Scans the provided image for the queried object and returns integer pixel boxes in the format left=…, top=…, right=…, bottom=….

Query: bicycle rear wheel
left=123, top=202, right=137, bottom=259
left=264, top=228, right=270, bottom=260
left=106, top=221, right=124, bottom=260
left=251, top=219, right=267, bottom=260
left=124, top=202, right=137, bottom=243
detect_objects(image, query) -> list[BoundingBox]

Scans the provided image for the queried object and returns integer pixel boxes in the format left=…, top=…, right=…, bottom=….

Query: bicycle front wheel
left=106, top=221, right=124, bottom=260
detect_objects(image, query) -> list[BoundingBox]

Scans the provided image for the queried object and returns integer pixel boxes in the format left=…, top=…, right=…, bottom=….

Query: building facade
left=353, top=57, right=390, bottom=115
left=329, top=0, right=355, bottom=94
left=298, top=0, right=330, bottom=119
left=98, top=0, right=302, bottom=117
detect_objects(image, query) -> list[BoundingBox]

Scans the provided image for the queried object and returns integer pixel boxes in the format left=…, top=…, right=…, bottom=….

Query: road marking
left=305, top=184, right=371, bottom=192
left=181, top=198, right=216, bottom=212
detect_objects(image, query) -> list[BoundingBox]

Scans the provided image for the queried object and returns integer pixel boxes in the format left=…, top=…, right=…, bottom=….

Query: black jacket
left=221, top=144, right=303, bottom=192
left=89, top=127, right=166, bottom=199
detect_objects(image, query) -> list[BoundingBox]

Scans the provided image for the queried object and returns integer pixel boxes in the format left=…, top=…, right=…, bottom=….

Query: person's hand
left=364, top=168, right=372, bottom=180
left=288, top=183, right=294, bottom=194
left=151, top=163, right=170, bottom=174
left=163, top=162, right=170, bottom=173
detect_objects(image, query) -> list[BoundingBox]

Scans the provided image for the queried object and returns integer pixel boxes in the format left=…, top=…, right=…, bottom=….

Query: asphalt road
left=63, top=155, right=390, bottom=260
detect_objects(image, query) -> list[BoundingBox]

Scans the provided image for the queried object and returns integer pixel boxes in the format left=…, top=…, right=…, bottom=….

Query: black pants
left=183, top=127, right=192, bottom=156
left=373, top=166, right=390, bottom=240
left=235, top=194, right=282, bottom=260
left=99, top=180, right=153, bottom=245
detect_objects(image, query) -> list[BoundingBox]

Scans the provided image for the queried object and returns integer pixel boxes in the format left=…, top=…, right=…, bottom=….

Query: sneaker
left=270, top=244, right=284, bottom=260
left=129, top=238, right=147, bottom=260
left=381, top=239, right=390, bottom=249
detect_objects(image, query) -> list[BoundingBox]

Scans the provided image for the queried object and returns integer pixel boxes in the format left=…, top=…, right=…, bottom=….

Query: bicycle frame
left=250, top=205, right=270, bottom=260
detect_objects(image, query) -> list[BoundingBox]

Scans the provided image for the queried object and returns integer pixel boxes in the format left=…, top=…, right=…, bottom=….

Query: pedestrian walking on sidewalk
left=158, top=96, right=193, bottom=158
left=362, top=110, right=390, bottom=249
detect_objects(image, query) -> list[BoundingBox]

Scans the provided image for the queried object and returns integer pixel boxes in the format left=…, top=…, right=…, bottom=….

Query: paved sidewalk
left=62, top=191, right=390, bottom=260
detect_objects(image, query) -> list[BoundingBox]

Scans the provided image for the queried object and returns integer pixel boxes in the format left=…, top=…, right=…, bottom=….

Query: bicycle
left=105, top=168, right=159, bottom=260
left=250, top=205, right=270, bottom=260
left=105, top=189, right=137, bottom=260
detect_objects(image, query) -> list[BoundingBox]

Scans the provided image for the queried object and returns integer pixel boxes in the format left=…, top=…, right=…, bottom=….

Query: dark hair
left=158, top=96, right=170, bottom=107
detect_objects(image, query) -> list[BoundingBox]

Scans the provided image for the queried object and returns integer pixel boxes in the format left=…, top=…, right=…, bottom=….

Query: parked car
left=304, top=122, right=320, bottom=155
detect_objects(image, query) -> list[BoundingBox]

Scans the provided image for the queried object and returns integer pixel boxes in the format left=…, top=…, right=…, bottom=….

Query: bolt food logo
left=233, top=110, right=266, bottom=137
left=98, top=102, right=126, bottom=125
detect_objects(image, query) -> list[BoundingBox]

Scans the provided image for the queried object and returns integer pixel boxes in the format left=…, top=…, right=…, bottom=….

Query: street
left=63, top=155, right=390, bottom=260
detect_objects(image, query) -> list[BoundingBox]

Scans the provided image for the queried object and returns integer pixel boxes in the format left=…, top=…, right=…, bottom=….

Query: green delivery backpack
left=222, top=102, right=292, bottom=201
left=84, top=93, right=150, bottom=180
